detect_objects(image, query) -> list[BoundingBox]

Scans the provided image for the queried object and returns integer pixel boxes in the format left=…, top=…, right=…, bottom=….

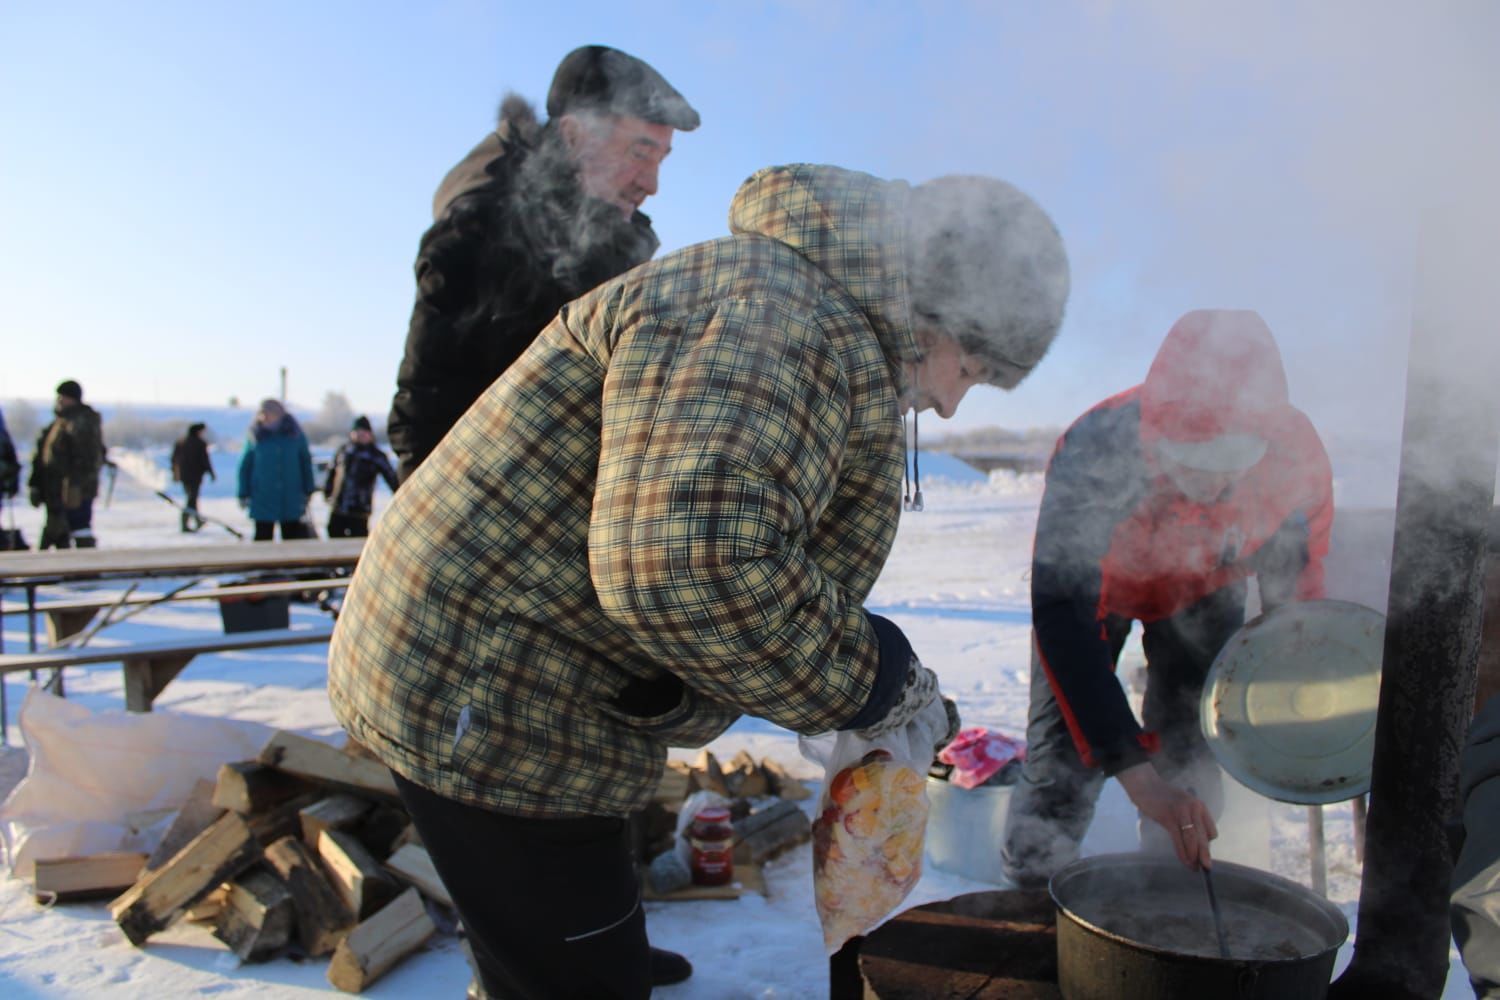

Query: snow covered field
left=0, top=447, right=1475, bottom=997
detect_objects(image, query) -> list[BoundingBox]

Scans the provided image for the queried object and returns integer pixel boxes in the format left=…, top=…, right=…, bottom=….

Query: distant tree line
left=1, top=391, right=386, bottom=452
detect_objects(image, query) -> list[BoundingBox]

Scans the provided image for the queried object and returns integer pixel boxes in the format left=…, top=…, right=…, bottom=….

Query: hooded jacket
left=236, top=413, right=316, bottom=523
left=1031, top=310, right=1333, bottom=774
left=324, top=440, right=398, bottom=517
left=29, top=401, right=106, bottom=509
left=331, top=164, right=923, bottom=818
left=387, top=97, right=661, bottom=481
left=171, top=430, right=214, bottom=488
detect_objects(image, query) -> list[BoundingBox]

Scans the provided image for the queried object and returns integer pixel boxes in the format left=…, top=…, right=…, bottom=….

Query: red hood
left=1138, top=309, right=1292, bottom=445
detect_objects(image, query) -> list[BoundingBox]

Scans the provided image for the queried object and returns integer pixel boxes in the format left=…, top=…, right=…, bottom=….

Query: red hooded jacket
left=1031, top=310, right=1333, bottom=773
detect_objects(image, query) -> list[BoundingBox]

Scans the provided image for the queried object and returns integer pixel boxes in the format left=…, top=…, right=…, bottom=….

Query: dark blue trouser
left=1000, top=584, right=1245, bottom=885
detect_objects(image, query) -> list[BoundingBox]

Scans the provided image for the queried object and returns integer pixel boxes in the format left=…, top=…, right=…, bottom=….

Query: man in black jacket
left=171, top=422, right=215, bottom=532
left=388, top=45, right=700, bottom=481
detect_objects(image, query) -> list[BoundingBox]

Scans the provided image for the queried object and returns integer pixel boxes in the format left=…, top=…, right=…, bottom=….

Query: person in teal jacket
left=236, top=398, right=316, bottom=541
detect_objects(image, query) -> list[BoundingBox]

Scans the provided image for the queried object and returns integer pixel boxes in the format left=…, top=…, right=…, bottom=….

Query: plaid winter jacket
left=329, top=164, right=922, bottom=818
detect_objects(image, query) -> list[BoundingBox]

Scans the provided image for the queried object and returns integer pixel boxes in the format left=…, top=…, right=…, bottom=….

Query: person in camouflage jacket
left=329, top=163, right=1070, bottom=999
left=29, top=380, right=107, bottom=549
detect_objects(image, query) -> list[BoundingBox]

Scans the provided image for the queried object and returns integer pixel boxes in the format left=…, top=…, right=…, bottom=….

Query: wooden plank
left=383, top=843, right=453, bottom=908
left=733, top=804, right=811, bottom=865
left=0, top=625, right=335, bottom=675
left=317, top=828, right=401, bottom=920
left=0, top=538, right=365, bottom=587
left=257, top=730, right=399, bottom=801
left=213, top=868, right=294, bottom=962
left=144, top=778, right=225, bottom=872
left=326, top=887, right=436, bottom=993
left=110, top=812, right=261, bottom=946
left=213, top=761, right=318, bottom=815
left=2, top=578, right=349, bottom=618
left=34, top=852, right=147, bottom=903
left=262, top=835, right=355, bottom=957
left=299, top=794, right=374, bottom=846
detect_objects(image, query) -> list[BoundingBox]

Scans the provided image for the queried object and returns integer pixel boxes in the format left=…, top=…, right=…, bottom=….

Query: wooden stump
left=840, top=889, right=1061, bottom=999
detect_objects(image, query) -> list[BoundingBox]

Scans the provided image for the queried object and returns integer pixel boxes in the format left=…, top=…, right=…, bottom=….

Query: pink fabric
left=937, top=727, right=1026, bottom=789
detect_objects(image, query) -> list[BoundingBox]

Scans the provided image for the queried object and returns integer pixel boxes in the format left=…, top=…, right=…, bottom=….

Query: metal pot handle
left=1237, top=965, right=1261, bottom=997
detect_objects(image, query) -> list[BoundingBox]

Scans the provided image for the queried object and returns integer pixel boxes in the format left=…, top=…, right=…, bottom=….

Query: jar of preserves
left=688, top=806, right=735, bottom=886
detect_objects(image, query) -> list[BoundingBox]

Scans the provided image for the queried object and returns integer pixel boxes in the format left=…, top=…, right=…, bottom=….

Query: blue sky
left=1, top=1, right=1495, bottom=443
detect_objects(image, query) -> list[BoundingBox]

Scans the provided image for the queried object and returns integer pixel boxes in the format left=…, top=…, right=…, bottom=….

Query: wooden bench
left=0, top=625, right=335, bottom=712
left=2, top=578, right=348, bottom=645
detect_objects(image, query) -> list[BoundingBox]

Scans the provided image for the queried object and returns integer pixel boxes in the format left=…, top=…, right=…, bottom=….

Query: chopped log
left=183, top=884, right=229, bottom=923
left=34, top=852, right=146, bottom=903
left=725, top=750, right=771, bottom=798
left=387, top=821, right=422, bottom=854
left=318, top=828, right=401, bottom=920
left=213, top=868, right=294, bottom=962
left=383, top=843, right=454, bottom=908
left=257, top=730, right=399, bottom=801
left=762, top=758, right=813, bottom=801
left=690, top=750, right=730, bottom=796
left=213, top=761, right=317, bottom=815
left=654, top=761, right=692, bottom=805
left=110, top=812, right=260, bottom=946
left=145, top=778, right=225, bottom=872
left=248, top=791, right=324, bottom=846
left=298, top=794, right=373, bottom=847
left=351, top=802, right=411, bottom=859
left=733, top=800, right=811, bottom=864
left=262, top=835, right=355, bottom=956
left=326, top=887, right=436, bottom=993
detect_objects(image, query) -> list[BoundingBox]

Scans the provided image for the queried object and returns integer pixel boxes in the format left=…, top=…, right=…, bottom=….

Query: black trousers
left=1001, top=583, right=1246, bottom=885
left=326, top=512, right=370, bottom=538
left=392, top=774, right=651, bottom=1000
left=253, top=520, right=310, bottom=541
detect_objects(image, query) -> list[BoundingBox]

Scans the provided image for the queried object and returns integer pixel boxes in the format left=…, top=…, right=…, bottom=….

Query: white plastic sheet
left=0, top=688, right=275, bottom=879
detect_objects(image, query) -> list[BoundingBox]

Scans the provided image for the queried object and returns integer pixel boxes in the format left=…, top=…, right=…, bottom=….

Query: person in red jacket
left=1000, top=309, right=1333, bottom=886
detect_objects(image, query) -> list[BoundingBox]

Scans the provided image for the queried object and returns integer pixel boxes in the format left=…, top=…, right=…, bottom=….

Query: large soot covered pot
left=1050, top=853, right=1348, bottom=1000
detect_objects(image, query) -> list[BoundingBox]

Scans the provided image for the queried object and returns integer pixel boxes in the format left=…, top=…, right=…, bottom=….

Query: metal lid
left=1200, top=599, right=1385, bottom=805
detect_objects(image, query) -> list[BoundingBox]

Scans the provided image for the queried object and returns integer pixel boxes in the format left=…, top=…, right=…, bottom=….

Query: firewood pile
left=32, top=730, right=447, bottom=993
left=640, top=749, right=815, bottom=896
left=27, top=737, right=819, bottom=989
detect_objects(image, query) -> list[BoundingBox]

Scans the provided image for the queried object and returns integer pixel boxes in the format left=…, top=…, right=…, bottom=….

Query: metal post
left=1308, top=806, right=1327, bottom=898
left=1330, top=203, right=1500, bottom=996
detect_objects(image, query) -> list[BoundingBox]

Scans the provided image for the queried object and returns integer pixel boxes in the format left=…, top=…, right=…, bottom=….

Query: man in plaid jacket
left=331, top=164, right=1070, bottom=998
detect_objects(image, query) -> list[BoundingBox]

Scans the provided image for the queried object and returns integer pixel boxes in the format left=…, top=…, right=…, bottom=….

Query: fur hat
left=352, top=415, right=372, bottom=433
left=55, top=379, right=83, bottom=400
left=546, top=46, right=700, bottom=131
left=904, top=176, right=1070, bottom=388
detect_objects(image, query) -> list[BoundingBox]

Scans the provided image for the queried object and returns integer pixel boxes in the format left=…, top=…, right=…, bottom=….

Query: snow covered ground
left=0, top=447, right=1476, bottom=997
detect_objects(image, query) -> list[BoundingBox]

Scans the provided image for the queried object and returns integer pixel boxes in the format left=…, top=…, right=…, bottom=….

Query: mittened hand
left=238, top=497, right=250, bottom=511
left=857, top=660, right=941, bottom=741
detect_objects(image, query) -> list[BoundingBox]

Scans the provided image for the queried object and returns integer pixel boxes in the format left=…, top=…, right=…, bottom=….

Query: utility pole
left=279, top=366, right=288, bottom=403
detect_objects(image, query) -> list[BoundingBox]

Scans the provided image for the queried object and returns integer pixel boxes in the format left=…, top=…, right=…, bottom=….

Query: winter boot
left=650, top=946, right=693, bottom=986
left=180, top=510, right=192, bottom=533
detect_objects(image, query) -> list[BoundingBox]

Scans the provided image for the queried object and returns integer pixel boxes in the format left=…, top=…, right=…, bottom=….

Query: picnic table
left=0, top=539, right=364, bottom=738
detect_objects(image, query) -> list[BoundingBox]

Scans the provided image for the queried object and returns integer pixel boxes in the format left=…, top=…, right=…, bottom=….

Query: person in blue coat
left=237, top=398, right=316, bottom=541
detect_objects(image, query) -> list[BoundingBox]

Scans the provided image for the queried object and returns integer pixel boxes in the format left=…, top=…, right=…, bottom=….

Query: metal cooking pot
left=1050, top=854, right=1348, bottom=1000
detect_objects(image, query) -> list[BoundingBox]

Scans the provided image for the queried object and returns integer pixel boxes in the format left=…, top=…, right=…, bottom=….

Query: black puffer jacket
left=387, top=97, right=660, bottom=480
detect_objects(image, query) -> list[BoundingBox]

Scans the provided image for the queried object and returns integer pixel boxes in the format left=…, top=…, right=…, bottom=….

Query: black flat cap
left=547, top=45, right=700, bottom=131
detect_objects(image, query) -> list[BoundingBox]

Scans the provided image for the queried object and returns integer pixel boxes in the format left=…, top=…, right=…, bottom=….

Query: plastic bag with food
left=800, top=712, right=946, bottom=953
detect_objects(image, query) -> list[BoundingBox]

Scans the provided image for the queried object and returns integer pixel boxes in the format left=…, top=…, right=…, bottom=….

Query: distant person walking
left=28, top=380, right=108, bottom=549
left=323, top=416, right=398, bottom=538
left=0, top=407, right=23, bottom=551
left=170, top=422, right=216, bottom=532
left=237, top=399, right=315, bottom=541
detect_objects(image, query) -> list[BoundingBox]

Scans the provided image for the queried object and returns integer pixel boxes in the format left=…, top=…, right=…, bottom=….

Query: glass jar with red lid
left=688, top=806, right=735, bottom=886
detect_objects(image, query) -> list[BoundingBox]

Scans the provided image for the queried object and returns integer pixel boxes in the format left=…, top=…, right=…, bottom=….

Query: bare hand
left=1117, top=762, right=1218, bottom=871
